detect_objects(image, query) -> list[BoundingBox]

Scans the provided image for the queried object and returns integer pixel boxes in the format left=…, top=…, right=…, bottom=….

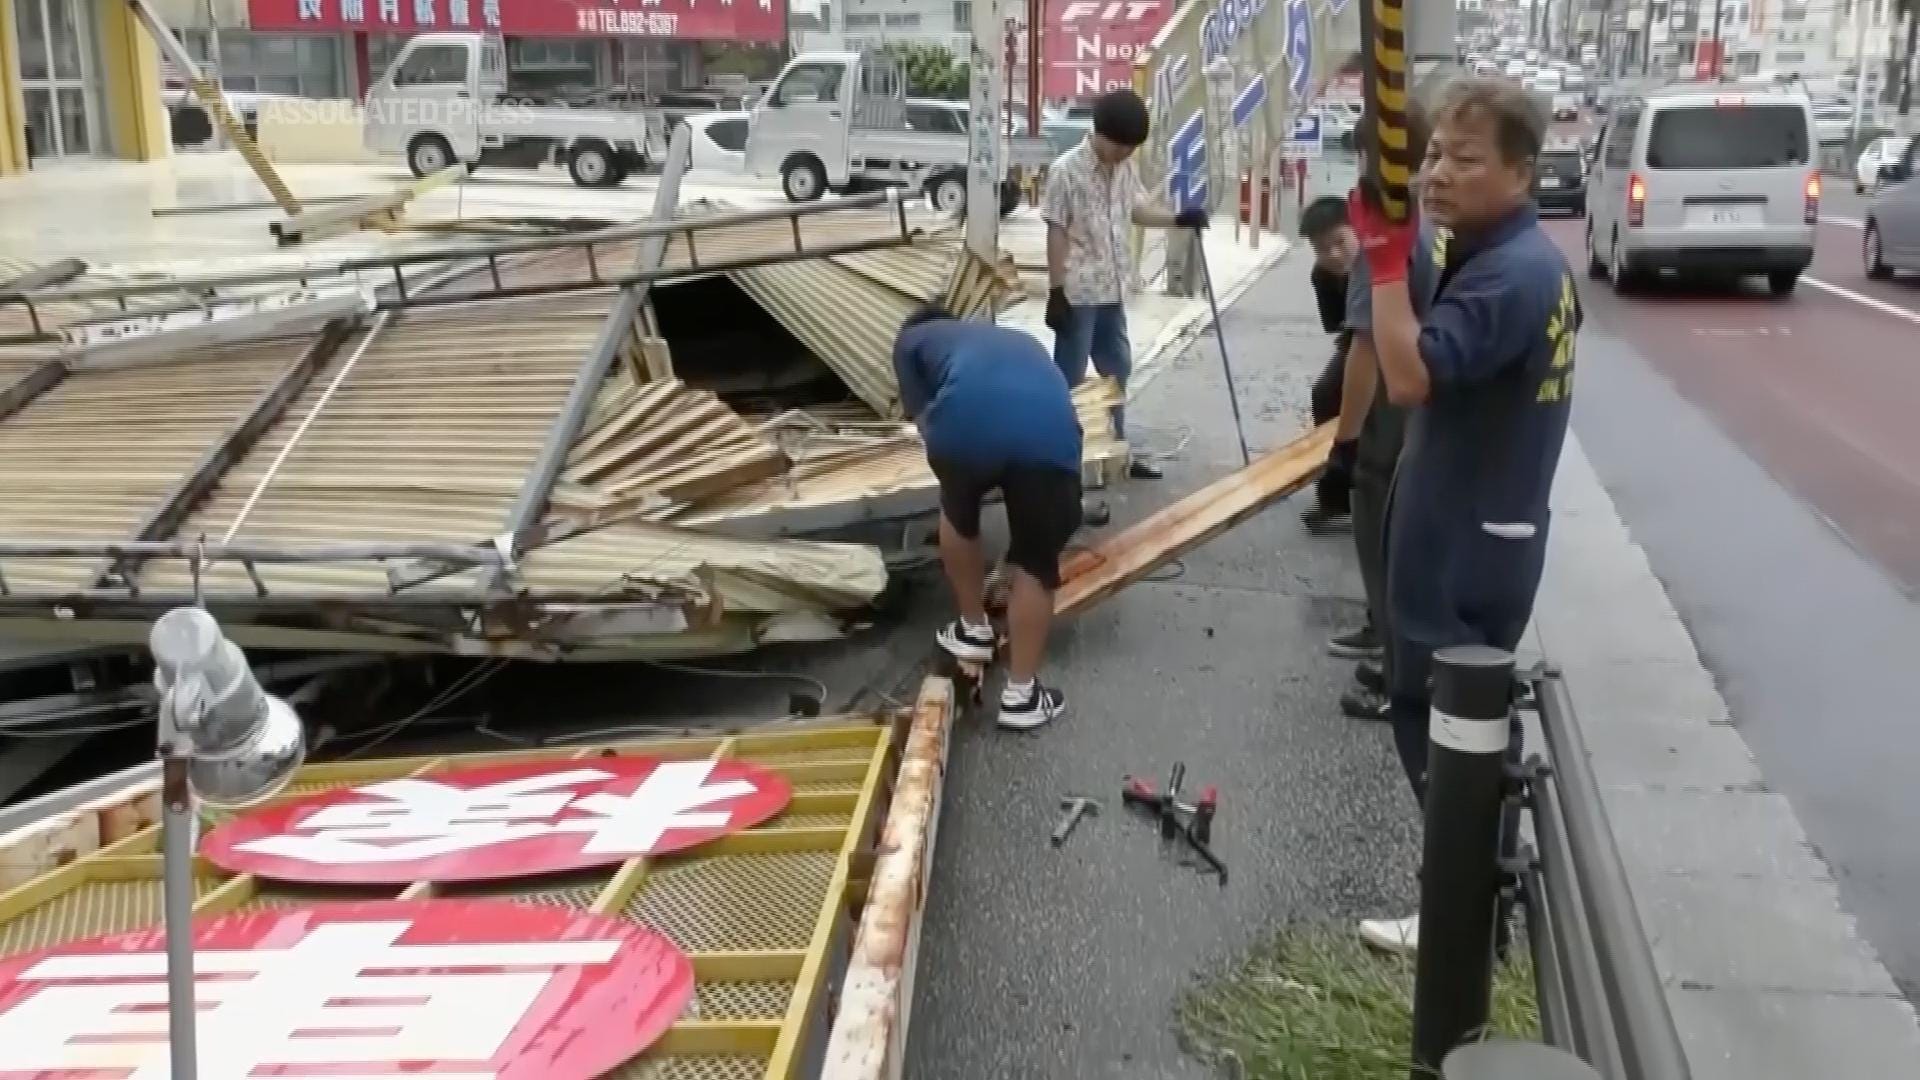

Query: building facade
left=2, top=0, right=170, bottom=175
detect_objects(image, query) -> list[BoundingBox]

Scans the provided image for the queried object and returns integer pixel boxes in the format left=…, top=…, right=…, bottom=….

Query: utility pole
left=1640, top=0, right=1654, bottom=74
left=1902, top=5, right=1918, bottom=117
left=965, top=0, right=1006, bottom=260
left=1708, top=0, right=1726, bottom=80
left=1849, top=0, right=1871, bottom=145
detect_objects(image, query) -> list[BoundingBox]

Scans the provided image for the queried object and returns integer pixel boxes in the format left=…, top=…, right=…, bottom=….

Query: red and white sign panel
left=0, top=900, right=692, bottom=1080
left=249, top=0, right=788, bottom=43
left=1043, top=0, right=1170, bottom=102
left=202, top=758, right=792, bottom=884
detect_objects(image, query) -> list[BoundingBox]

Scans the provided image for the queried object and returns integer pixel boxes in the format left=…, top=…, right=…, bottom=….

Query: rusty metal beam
left=490, top=123, right=694, bottom=592
left=1054, top=422, right=1336, bottom=617
left=95, top=319, right=356, bottom=588
left=0, top=360, right=67, bottom=422
left=821, top=676, right=954, bottom=1080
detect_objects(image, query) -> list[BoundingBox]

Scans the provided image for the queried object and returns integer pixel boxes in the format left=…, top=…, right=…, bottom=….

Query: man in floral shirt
left=1042, top=89, right=1208, bottom=480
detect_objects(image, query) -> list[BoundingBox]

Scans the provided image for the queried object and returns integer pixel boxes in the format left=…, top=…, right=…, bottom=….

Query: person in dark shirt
left=1299, top=196, right=1361, bottom=533
left=1349, top=77, right=1578, bottom=954
left=893, top=305, right=1084, bottom=730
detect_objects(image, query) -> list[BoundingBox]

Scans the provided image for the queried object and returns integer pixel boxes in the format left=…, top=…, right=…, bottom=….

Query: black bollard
left=1443, top=1040, right=1602, bottom=1080
left=1410, top=645, right=1517, bottom=1078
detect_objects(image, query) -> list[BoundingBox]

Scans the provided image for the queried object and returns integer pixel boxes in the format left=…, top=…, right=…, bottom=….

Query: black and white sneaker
left=1301, top=503, right=1352, bottom=534
left=1340, top=687, right=1390, bottom=722
left=937, top=620, right=997, bottom=663
left=1327, top=625, right=1383, bottom=660
left=998, top=682, right=1066, bottom=730
left=1354, top=659, right=1386, bottom=696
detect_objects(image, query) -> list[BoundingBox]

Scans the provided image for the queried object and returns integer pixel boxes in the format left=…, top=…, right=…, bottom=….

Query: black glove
left=1326, top=438, right=1358, bottom=480
left=1174, top=207, right=1209, bottom=230
left=1045, top=288, right=1072, bottom=333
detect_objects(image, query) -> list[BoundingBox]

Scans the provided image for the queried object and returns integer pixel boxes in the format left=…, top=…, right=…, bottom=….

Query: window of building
left=1776, top=49, right=1805, bottom=61
left=884, top=11, right=921, bottom=25
left=844, top=12, right=882, bottom=26
left=184, top=32, right=344, bottom=98
left=953, top=1, right=973, bottom=25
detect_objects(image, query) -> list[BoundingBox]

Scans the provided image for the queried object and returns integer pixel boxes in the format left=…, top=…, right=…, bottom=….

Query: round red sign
left=0, top=899, right=692, bottom=1080
left=200, top=757, right=793, bottom=884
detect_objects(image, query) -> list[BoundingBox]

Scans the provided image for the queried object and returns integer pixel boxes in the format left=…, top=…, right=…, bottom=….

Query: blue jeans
left=1052, top=302, right=1131, bottom=437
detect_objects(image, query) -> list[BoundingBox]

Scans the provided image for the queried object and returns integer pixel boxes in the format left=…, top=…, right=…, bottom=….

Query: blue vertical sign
left=1166, top=109, right=1208, bottom=212
left=1232, top=75, right=1267, bottom=128
left=1284, top=0, right=1313, bottom=116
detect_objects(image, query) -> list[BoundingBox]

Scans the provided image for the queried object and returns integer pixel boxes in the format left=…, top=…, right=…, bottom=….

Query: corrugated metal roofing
left=556, top=375, right=786, bottom=514
left=729, top=258, right=917, bottom=418
left=0, top=336, right=315, bottom=592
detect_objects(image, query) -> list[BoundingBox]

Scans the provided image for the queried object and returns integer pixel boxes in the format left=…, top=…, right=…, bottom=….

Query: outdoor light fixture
left=150, top=606, right=308, bottom=1080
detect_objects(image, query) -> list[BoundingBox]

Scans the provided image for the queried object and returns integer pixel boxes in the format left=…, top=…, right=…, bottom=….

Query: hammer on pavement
left=1052, top=795, right=1100, bottom=847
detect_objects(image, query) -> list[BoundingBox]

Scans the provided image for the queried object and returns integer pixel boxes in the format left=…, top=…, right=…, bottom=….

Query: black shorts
left=929, top=457, right=1083, bottom=590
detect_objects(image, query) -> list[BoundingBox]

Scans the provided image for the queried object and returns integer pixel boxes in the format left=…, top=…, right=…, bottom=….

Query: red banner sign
left=1043, top=0, right=1170, bottom=102
left=201, top=757, right=793, bottom=884
left=0, top=900, right=694, bottom=1079
left=249, top=0, right=788, bottom=42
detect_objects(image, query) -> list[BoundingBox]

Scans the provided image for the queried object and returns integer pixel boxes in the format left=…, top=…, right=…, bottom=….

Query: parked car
left=1863, top=137, right=1920, bottom=279
left=1856, top=135, right=1912, bottom=193
left=684, top=111, right=750, bottom=172
left=1585, top=82, right=1818, bottom=296
left=1551, top=92, right=1582, bottom=121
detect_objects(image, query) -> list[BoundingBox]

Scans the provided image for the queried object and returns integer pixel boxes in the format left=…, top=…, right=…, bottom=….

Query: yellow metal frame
left=0, top=0, right=29, bottom=176
left=0, top=703, right=922, bottom=1080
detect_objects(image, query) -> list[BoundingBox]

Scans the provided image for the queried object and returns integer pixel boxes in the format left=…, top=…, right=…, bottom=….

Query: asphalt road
left=1538, top=207, right=1920, bottom=998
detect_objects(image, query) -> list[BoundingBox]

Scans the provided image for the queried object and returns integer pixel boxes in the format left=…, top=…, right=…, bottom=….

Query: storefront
left=244, top=0, right=788, bottom=98
left=2, top=0, right=168, bottom=175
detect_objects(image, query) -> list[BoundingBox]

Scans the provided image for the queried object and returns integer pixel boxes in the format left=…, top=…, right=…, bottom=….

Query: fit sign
left=1045, top=0, right=1172, bottom=100
left=0, top=901, right=693, bottom=1080
left=200, top=757, right=792, bottom=884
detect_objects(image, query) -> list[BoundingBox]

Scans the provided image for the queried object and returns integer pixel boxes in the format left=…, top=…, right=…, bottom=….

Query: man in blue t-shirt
left=893, top=306, right=1083, bottom=731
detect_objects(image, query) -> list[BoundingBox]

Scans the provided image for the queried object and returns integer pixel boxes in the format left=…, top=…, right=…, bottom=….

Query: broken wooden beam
left=1054, top=422, right=1336, bottom=617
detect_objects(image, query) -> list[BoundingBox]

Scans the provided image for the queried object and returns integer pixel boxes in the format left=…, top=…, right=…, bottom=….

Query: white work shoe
left=1359, top=914, right=1420, bottom=955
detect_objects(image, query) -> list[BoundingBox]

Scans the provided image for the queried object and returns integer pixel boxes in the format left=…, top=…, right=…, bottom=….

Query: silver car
left=1864, top=138, right=1920, bottom=280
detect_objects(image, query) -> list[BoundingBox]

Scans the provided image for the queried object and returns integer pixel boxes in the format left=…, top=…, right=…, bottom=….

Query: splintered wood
left=554, top=375, right=786, bottom=515
left=1054, top=422, right=1337, bottom=617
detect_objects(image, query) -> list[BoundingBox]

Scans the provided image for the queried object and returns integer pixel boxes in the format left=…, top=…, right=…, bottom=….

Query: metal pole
left=1535, top=671, right=1693, bottom=1079
left=1409, top=645, right=1516, bottom=1078
left=1849, top=0, right=1872, bottom=148
left=160, top=750, right=199, bottom=1080
left=1708, top=0, right=1726, bottom=80
left=966, top=0, right=1007, bottom=259
left=1639, top=0, right=1654, bottom=75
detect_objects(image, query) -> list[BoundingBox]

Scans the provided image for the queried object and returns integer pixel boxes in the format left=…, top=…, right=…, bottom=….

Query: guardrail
left=1412, top=647, right=1692, bottom=1080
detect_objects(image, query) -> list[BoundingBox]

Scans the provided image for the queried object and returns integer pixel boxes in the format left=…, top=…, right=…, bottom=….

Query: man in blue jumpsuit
left=893, top=305, right=1083, bottom=731
left=1348, top=77, right=1580, bottom=952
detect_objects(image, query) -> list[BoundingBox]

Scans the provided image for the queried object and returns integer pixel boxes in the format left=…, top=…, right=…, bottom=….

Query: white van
left=1584, top=84, right=1818, bottom=296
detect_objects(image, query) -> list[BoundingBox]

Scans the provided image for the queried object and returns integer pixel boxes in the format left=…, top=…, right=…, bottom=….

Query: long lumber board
left=1055, top=422, right=1336, bottom=617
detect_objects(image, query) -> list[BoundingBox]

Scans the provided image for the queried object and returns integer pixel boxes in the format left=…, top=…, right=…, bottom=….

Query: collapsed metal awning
left=0, top=181, right=1126, bottom=661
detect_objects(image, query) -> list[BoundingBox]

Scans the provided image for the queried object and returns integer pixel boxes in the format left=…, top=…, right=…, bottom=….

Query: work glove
left=1347, top=186, right=1416, bottom=286
left=1045, top=288, right=1072, bottom=333
left=1174, top=207, right=1210, bottom=230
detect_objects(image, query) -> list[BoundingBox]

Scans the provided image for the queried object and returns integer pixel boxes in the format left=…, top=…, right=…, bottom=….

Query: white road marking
left=1822, top=215, right=1866, bottom=229
left=1804, top=276, right=1920, bottom=326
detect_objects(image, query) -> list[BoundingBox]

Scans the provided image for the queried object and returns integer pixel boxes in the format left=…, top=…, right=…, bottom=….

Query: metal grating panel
left=0, top=722, right=896, bottom=1080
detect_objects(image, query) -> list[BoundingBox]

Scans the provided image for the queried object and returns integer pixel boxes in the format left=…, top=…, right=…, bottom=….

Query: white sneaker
left=937, top=619, right=996, bottom=663
left=997, top=682, right=1066, bottom=731
left=1359, top=914, right=1420, bottom=955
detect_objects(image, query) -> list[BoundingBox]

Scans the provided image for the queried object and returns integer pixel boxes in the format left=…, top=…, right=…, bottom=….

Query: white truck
left=364, top=33, right=666, bottom=188
left=746, top=51, right=1055, bottom=212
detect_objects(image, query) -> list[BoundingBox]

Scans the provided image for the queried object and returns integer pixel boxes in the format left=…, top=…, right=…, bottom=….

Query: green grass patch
left=1176, top=923, right=1540, bottom=1080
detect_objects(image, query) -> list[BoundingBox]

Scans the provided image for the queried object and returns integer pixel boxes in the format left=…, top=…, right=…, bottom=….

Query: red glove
left=1347, top=187, right=1416, bottom=286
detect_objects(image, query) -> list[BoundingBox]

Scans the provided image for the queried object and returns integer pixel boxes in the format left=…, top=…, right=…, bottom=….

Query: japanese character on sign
left=200, top=758, right=794, bottom=884
left=483, top=0, right=502, bottom=27
left=379, top=0, right=400, bottom=22
left=415, top=0, right=436, bottom=24
left=0, top=902, right=695, bottom=1080
left=341, top=0, right=366, bottom=21
left=298, top=0, right=323, bottom=20
left=450, top=0, right=470, bottom=24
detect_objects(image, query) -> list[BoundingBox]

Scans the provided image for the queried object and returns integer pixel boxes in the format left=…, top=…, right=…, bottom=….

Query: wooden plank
left=0, top=774, right=163, bottom=890
left=1054, top=422, right=1335, bottom=617
left=0, top=360, right=68, bottom=422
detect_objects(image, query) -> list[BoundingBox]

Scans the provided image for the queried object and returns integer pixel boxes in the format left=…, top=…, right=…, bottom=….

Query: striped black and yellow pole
left=1359, top=0, right=1414, bottom=224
